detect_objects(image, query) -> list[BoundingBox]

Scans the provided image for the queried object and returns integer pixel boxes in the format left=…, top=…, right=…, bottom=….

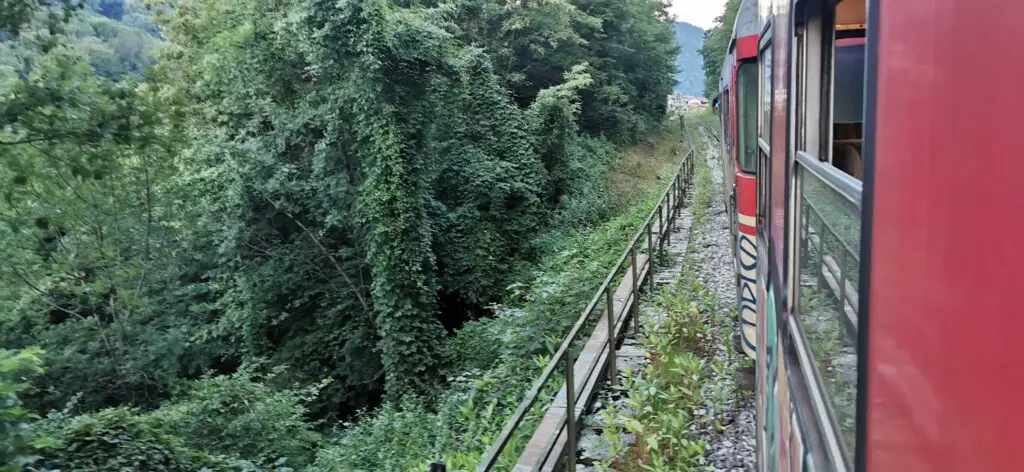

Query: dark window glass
left=737, top=62, right=758, bottom=173
left=833, top=43, right=865, bottom=124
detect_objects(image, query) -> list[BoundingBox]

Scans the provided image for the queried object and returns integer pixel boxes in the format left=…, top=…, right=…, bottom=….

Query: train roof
left=731, top=0, right=759, bottom=42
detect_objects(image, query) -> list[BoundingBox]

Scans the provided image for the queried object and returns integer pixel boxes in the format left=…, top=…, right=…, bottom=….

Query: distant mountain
left=672, top=22, right=705, bottom=96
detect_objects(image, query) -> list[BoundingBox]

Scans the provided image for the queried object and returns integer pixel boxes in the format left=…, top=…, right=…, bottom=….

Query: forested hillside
left=1, top=0, right=684, bottom=470
left=672, top=21, right=704, bottom=96
left=698, top=0, right=741, bottom=97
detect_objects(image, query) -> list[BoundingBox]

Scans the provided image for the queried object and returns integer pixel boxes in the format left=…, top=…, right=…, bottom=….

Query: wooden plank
left=514, top=250, right=653, bottom=471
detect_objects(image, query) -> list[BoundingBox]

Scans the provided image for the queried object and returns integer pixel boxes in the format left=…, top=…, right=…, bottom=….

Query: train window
left=736, top=62, right=757, bottom=173
left=831, top=36, right=866, bottom=179
left=723, top=90, right=732, bottom=150
left=794, top=152, right=861, bottom=462
left=759, top=46, right=772, bottom=145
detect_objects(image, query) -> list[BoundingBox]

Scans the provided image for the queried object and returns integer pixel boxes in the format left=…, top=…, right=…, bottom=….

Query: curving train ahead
left=713, top=0, right=1024, bottom=471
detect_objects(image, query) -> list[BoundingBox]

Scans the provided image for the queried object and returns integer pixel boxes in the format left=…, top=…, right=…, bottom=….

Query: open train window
left=832, top=34, right=866, bottom=179
left=793, top=0, right=866, bottom=180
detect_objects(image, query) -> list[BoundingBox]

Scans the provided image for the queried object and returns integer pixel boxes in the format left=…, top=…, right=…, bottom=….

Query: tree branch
left=262, top=196, right=372, bottom=312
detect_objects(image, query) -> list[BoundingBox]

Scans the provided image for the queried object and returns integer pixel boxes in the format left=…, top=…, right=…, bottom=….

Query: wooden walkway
left=513, top=219, right=670, bottom=472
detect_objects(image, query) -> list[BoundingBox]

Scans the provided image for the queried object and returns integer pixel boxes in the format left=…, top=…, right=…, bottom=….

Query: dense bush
left=0, top=349, right=43, bottom=472
left=33, top=408, right=216, bottom=472
left=146, top=365, right=324, bottom=468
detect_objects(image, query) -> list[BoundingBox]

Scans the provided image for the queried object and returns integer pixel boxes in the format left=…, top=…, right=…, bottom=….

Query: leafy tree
left=698, top=0, right=740, bottom=98
left=0, top=349, right=43, bottom=472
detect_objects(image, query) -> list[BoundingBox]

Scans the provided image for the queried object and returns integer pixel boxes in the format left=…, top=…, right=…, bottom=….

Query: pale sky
left=669, top=0, right=728, bottom=30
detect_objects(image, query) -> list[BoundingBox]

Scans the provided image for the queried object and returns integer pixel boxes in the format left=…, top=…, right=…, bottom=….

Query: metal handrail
left=474, top=123, right=696, bottom=472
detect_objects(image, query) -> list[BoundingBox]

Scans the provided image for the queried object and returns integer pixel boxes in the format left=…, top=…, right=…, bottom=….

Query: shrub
left=145, top=364, right=325, bottom=468
left=1, top=348, right=43, bottom=472
left=32, top=407, right=214, bottom=472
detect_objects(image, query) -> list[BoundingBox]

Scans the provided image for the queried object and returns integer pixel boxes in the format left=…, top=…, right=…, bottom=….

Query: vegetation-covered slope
left=672, top=21, right=704, bottom=96
left=1, top=0, right=684, bottom=470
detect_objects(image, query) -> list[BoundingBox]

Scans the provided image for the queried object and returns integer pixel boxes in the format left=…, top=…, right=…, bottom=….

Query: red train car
left=716, top=0, right=760, bottom=361
left=719, top=0, right=1024, bottom=470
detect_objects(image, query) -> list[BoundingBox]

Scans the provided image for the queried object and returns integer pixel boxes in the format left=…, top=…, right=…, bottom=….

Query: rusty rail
left=474, top=117, right=697, bottom=472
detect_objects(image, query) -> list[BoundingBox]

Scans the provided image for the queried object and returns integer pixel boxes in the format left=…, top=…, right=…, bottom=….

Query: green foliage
left=145, top=365, right=324, bottom=468
left=0, top=349, right=44, bottom=472
left=698, top=0, right=741, bottom=98
left=33, top=407, right=217, bottom=472
left=601, top=280, right=717, bottom=472
left=0, top=0, right=690, bottom=467
left=313, top=131, right=690, bottom=471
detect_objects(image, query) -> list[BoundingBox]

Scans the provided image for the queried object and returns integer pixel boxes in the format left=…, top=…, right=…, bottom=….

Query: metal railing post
left=666, top=184, right=673, bottom=222
left=670, top=180, right=677, bottom=223
left=646, top=223, right=654, bottom=293
left=658, top=203, right=665, bottom=252
left=605, top=285, right=616, bottom=388
left=630, top=247, right=639, bottom=336
left=839, top=248, right=848, bottom=312
left=816, top=215, right=826, bottom=290
left=564, top=350, right=576, bottom=471
left=671, top=168, right=679, bottom=203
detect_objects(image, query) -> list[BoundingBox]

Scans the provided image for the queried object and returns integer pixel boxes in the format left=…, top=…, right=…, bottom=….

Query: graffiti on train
left=738, top=232, right=757, bottom=359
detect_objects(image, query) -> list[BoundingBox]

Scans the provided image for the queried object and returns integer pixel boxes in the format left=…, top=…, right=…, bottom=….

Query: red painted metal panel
left=737, top=172, right=757, bottom=236
left=737, top=35, right=759, bottom=60
left=865, top=1, right=1024, bottom=471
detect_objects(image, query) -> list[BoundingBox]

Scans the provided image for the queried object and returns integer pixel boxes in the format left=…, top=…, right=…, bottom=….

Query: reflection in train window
left=796, top=160, right=860, bottom=454
left=737, top=62, right=758, bottom=173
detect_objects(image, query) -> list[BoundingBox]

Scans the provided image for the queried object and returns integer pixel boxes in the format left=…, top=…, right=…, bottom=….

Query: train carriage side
left=750, top=0, right=1024, bottom=471
left=754, top=0, right=869, bottom=471
left=727, top=0, right=760, bottom=363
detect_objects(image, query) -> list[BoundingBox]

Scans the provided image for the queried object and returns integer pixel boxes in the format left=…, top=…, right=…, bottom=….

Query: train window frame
left=794, top=5, right=830, bottom=158
left=756, top=41, right=772, bottom=227
left=758, top=44, right=772, bottom=149
left=736, top=61, right=758, bottom=174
